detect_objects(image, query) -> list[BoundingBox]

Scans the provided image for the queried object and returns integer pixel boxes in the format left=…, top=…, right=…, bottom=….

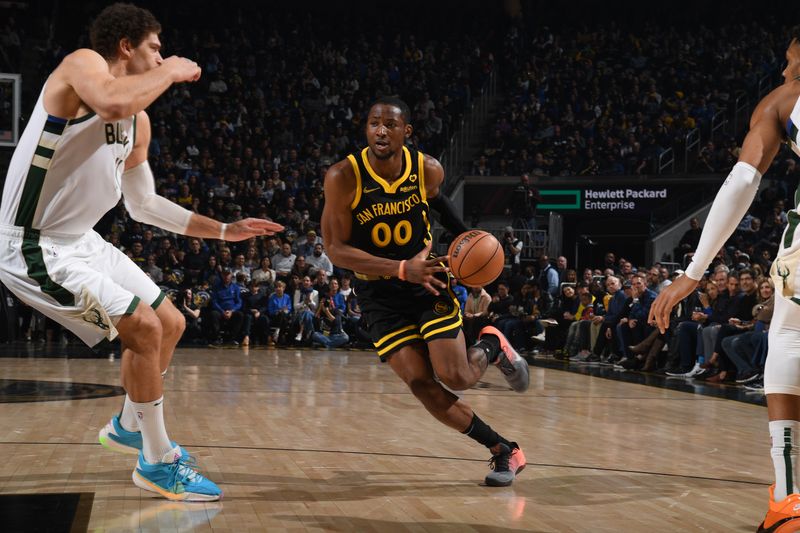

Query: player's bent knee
left=161, top=305, right=185, bottom=339
left=118, top=306, right=163, bottom=352
left=406, top=376, right=439, bottom=398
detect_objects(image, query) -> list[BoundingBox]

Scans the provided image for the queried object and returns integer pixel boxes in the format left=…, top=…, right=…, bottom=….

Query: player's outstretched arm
left=322, top=162, right=447, bottom=294
left=649, top=89, right=785, bottom=333
left=122, top=112, right=283, bottom=241
left=49, top=49, right=200, bottom=122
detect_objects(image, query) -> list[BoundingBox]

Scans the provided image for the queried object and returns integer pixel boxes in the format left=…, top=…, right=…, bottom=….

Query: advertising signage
left=539, top=188, right=668, bottom=212
left=463, top=177, right=721, bottom=220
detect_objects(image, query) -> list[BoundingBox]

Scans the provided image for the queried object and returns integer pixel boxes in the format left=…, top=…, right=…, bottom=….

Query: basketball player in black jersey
left=322, top=96, right=529, bottom=486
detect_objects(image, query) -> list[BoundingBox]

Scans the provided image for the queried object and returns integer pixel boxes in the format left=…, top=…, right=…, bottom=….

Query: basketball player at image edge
left=651, top=34, right=800, bottom=533
left=0, top=3, right=282, bottom=501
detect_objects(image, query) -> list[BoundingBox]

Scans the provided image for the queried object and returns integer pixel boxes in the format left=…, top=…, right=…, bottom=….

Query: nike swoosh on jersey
left=363, top=187, right=381, bottom=193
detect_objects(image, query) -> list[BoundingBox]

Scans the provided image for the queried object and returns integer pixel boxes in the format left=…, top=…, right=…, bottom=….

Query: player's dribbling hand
left=404, top=241, right=449, bottom=296
left=648, top=274, right=699, bottom=334
left=224, top=218, right=285, bottom=241
left=163, top=56, right=202, bottom=83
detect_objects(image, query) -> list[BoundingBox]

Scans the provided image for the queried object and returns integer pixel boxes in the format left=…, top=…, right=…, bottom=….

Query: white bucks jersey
left=0, top=84, right=134, bottom=235
left=769, top=95, right=800, bottom=301
left=780, top=95, right=800, bottom=258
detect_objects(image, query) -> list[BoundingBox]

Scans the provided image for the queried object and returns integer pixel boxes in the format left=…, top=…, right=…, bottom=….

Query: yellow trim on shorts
left=375, top=324, right=417, bottom=348
left=419, top=284, right=460, bottom=334
left=422, top=317, right=463, bottom=340
left=419, top=302, right=458, bottom=333
left=376, top=333, right=424, bottom=356
left=348, top=154, right=362, bottom=210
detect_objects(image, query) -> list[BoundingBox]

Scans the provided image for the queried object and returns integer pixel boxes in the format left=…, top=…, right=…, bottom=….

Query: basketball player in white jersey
left=651, top=37, right=800, bottom=532
left=0, top=3, right=282, bottom=501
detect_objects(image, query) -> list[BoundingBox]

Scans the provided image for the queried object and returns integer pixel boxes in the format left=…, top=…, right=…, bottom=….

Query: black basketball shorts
left=356, top=276, right=462, bottom=361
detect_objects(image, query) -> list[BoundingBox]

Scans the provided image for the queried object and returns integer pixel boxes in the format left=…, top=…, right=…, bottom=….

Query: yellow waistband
left=354, top=272, right=394, bottom=281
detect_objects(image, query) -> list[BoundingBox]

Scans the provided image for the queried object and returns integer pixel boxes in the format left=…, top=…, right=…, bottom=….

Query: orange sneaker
left=485, top=442, right=526, bottom=487
left=758, top=485, right=800, bottom=532
left=479, top=325, right=530, bottom=392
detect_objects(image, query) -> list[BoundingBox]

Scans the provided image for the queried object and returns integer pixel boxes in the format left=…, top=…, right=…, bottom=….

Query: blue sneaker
left=99, top=415, right=142, bottom=454
left=133, top=447, right=222, bottom=502
left=99, top=415, right=188, bottom=459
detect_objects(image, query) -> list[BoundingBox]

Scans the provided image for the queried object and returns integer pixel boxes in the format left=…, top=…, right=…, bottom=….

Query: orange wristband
left=398, top=260, right=407, bottom=281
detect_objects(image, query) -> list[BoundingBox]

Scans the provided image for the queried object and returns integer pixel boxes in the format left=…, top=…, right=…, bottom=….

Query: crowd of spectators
left=473, top=21, right=786, bottom=177
left=461, top=248, right=772, bottom=393
left=6, top=5, right=500, bottom=349
left=3, top=5, right=798, bottom=389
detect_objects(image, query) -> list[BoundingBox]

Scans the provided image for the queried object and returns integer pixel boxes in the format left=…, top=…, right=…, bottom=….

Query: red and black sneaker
left=479, top=325, right=530, bottom=393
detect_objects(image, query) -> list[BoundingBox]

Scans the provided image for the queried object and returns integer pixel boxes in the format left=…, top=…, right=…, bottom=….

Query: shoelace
left=167, top=455, right=204, bottom=489
left=488, top=449, right=511, bottom=472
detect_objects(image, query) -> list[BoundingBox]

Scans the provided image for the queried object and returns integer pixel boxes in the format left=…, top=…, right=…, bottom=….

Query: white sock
left=770, top=420, right=800, bottom=501
left=131, top=396, right=174, bottom=463
left=119, top=395, right=139, bottom=432
left=119, top=369, right=168, bottom=433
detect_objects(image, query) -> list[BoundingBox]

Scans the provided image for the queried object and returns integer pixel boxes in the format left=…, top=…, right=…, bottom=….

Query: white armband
left=684, top=162, right=762, bottom=280
left=121, top=161, right=193, bottom=235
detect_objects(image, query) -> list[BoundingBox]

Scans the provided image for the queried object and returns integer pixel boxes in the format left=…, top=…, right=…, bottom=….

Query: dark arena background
left=1, top=0, right=799, bottom=531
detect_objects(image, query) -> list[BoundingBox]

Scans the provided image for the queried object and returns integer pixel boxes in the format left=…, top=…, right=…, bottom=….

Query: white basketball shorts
left=0, top=224, right=164, bottom=347
left=764, top=244, right=800, bottom=395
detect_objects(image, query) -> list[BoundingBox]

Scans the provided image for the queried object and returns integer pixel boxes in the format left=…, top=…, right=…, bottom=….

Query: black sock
left=462, top=413, right=511, bottom=449
left=474, top=334, right=501, bottom=364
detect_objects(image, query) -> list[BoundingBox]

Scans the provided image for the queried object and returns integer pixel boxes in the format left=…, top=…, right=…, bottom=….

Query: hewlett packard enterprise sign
left=583, top=188, right=668, bottom=211
left=535, top=188, right=669, bottom=213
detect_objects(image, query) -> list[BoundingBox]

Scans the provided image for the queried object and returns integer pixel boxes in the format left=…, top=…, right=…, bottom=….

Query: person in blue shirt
left=537, top=255, right=560, bottom=298
left=207, top=269, right=243, bottom=345
left=450, top=278, right=468, bottom=312
left=589, top=275, right=627, bottom=363
left=267, top=280, right=293, bottom=345
left=616, top=273, right=656, bottom=359
left=329, top=278, right=347, bottom=316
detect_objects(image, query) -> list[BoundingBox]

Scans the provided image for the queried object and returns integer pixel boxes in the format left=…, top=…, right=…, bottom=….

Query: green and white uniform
left=0, top=85, right=163, bottom=347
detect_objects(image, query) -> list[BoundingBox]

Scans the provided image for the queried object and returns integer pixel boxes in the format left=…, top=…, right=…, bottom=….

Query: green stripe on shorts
left=125, top=296, right=141, bottom=315
left=151, top=291, right=166, bottom=310
left=21, top=232, right=74, bottom=306
left=786, top=211, right=800, bottom=250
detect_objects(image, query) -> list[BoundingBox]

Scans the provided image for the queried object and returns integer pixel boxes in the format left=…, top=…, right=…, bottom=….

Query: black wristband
left=428, top=193, right=469, bottom=235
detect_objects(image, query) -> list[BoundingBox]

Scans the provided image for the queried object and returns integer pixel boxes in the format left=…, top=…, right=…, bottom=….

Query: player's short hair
left=90, top=3, right=161, bottom=60
left=368, top=96, right=411, bottom=124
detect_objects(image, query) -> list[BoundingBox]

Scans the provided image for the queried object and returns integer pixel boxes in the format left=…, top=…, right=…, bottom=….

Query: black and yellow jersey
left=347, top=145, right=432, bottom=268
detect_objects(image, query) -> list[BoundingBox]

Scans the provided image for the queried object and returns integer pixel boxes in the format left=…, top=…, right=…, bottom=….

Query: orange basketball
left=447, top=230, right=505, bottom=288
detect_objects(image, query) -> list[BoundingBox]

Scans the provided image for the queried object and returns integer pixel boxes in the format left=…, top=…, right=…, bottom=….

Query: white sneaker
left=684, top=362, right=705, bottom=378
left=294, top=332, right=302, bottom=341
left=665, top=362, right=705, bottom=378
left=531, top=332, right=546, bottom=342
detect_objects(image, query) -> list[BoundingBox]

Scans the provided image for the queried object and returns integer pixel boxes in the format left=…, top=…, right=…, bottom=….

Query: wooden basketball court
left=0, top=345, right=774, bottom=531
